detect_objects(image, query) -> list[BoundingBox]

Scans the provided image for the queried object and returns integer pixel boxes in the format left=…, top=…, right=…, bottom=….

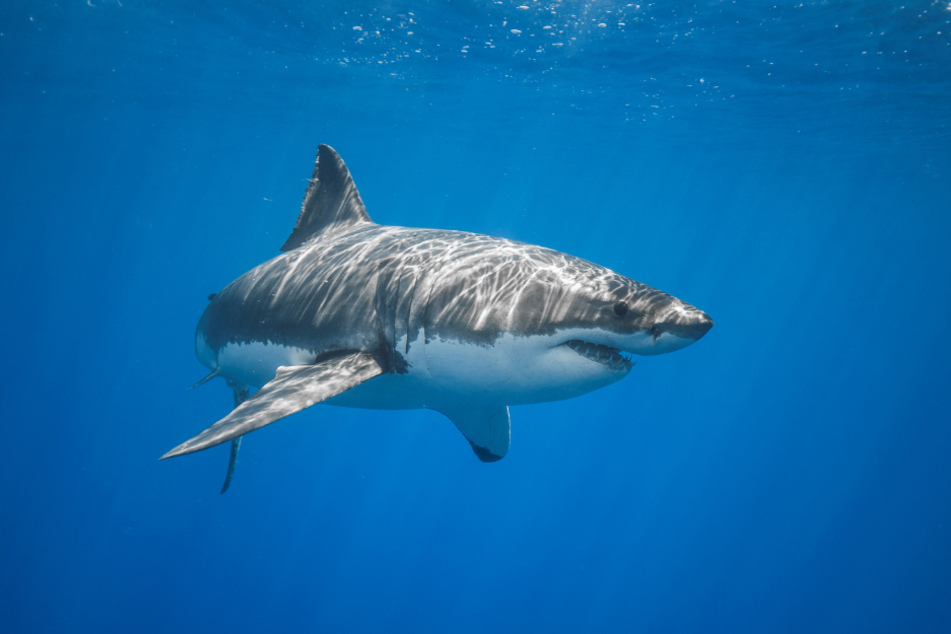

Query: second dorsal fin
left=280, top=144, right=373, bottom=251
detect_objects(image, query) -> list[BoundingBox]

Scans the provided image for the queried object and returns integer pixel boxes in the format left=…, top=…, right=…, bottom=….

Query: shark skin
left=162, top=144, right=713, bottom=488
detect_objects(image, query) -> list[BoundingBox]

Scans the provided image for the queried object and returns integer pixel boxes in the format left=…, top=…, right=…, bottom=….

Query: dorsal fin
left=280, top=144, right=373, bottom=251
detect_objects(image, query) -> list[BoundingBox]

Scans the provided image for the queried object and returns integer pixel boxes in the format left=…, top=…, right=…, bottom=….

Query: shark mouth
left=562, top=340, right=634, bottom=371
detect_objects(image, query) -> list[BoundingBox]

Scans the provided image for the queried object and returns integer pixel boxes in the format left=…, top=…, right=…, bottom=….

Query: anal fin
left=163, top=351, right=384, bottom=459
left=437, top=404, right=511, bottom=462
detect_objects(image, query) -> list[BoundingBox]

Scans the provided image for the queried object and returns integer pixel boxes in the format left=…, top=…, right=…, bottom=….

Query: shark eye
left=613, top=302, right=628, bottom=317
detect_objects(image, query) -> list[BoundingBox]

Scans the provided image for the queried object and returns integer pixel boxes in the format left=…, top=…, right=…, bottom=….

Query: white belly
left=332, top=332, right=629, bottom=409
left=206, top=331, right=628, bottom=411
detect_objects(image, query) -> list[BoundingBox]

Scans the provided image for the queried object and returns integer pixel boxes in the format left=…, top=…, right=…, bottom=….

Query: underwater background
left=2, top=1, right=950, bottom=632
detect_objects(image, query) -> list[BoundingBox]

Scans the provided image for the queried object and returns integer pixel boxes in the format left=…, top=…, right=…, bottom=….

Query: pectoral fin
left=438, top=404, right=511, bottom=462
left=162, top=352, right=384, bottom=459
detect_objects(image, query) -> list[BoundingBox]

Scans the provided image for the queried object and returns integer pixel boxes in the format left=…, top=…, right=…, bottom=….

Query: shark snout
left=630, top=307, right=712, bottom=355
left=651, top=310, right=713, bottom=342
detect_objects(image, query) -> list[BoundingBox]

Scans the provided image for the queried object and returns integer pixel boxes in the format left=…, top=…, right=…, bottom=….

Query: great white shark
left=162, top=144, right=713, bottom=492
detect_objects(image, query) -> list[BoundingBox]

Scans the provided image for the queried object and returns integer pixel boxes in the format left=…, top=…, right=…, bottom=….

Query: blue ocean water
left=2, top=1, right=950, bottom=632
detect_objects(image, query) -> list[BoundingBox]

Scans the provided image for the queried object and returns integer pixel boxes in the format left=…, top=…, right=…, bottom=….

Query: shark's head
left=546, top=272, right=713, bottom=358
left=421, top=244, right=712, bottom=404
left=507, top=262, right=712, bottom=367
left=564, top=283, right=710, bottom=379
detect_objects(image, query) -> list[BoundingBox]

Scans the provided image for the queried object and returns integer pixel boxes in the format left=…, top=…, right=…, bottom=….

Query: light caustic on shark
left=162, top=144, right=713, bottom=492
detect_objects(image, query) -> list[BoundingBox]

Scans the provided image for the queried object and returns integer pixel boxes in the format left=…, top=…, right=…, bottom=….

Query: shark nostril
left=652, top=315, right=713, bottom=342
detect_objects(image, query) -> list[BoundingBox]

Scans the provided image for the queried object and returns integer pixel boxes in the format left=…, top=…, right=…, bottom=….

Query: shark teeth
left=562, top=340, right=634, bottom=371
